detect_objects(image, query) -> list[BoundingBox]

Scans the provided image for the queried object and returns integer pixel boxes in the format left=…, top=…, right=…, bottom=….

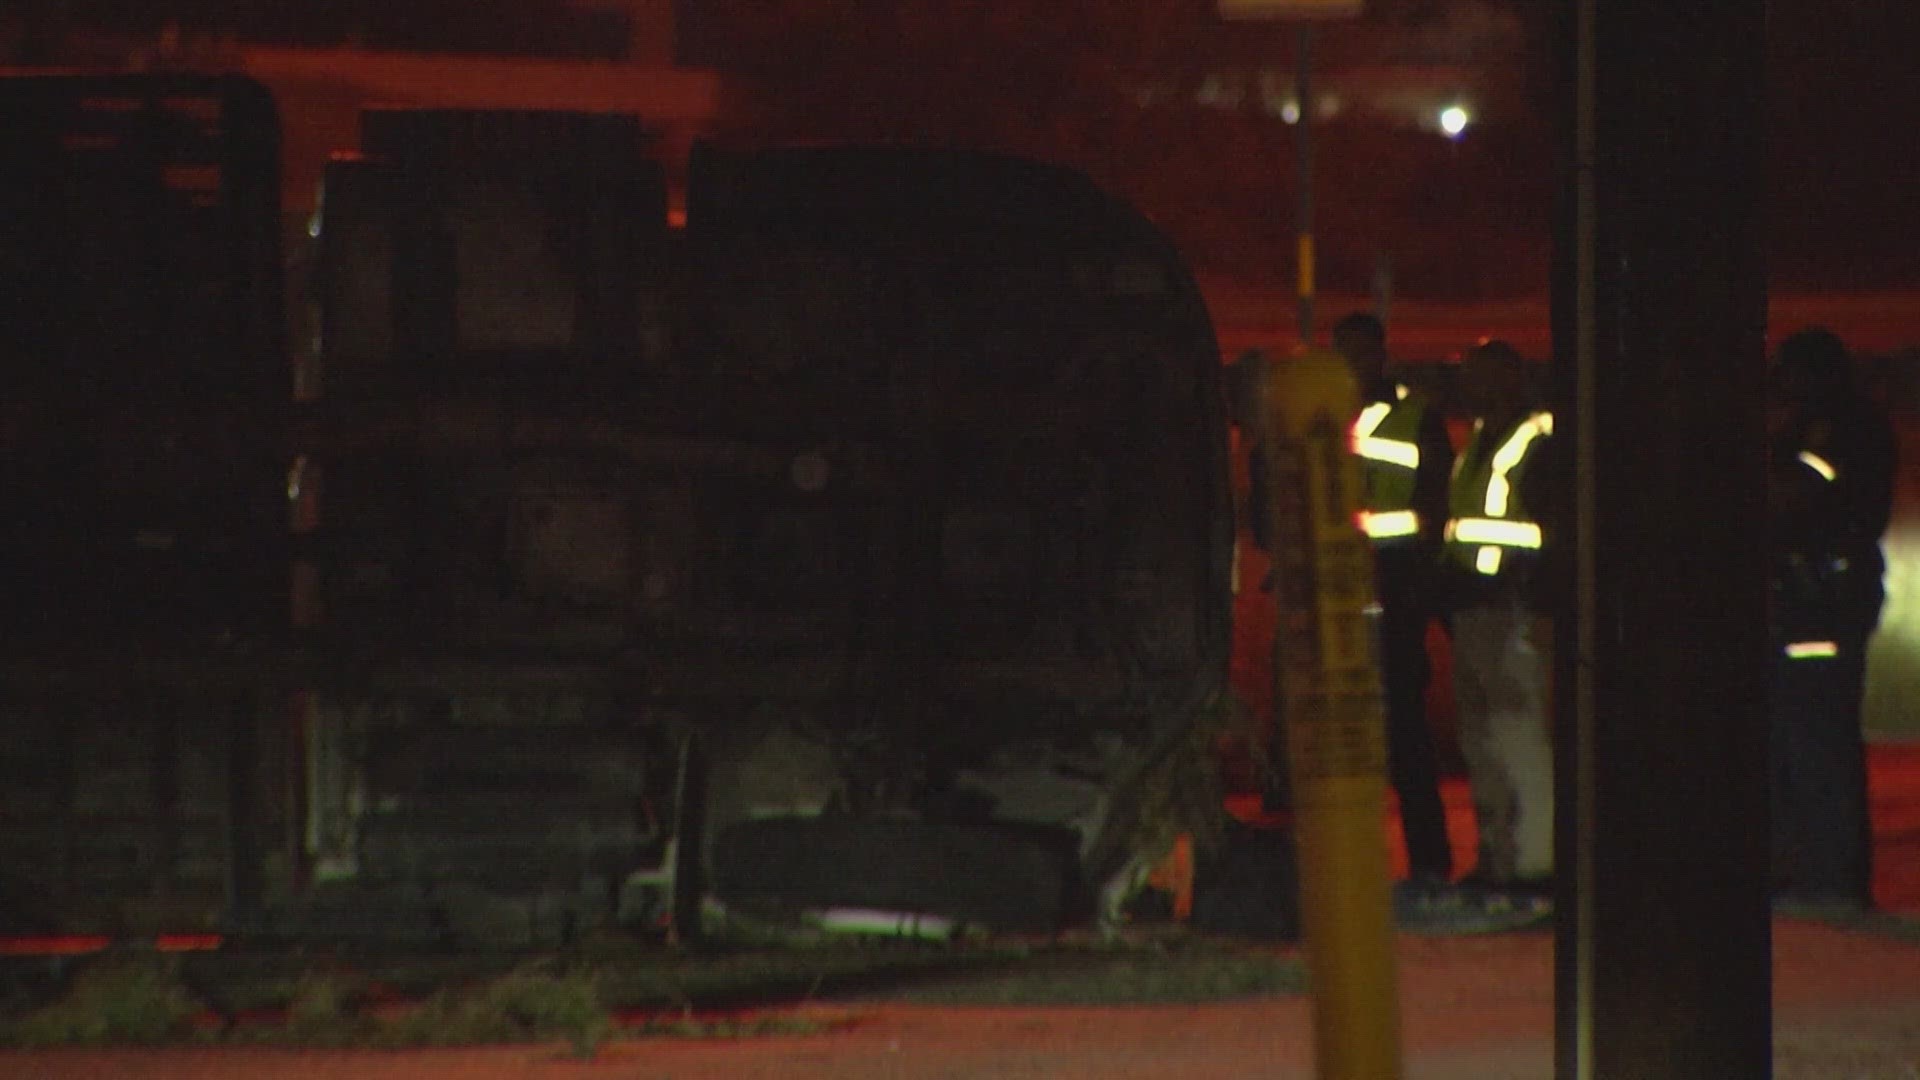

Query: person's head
left=1225, top=348, right=1271, bottom=437
left=1773, top=327, right=1855, bottom=412
left=1331, top=312, right=1389, bottom=385
left=1458, top=337, right=1532, bottom=421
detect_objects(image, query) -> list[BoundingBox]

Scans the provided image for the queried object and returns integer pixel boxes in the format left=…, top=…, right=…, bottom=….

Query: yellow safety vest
left=1349, top=383, right=1427, bottom=545
left=1445, top=410, right=1554, bottom=576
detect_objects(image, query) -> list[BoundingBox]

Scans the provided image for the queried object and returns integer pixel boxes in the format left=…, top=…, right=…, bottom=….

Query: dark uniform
left=1351, top=376, right=1457, bottom=882
left=1768, top=330, right=1895, bottom=909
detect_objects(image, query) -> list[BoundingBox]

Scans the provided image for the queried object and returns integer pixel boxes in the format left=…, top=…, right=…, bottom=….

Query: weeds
left=848, top=935, right=1307, bottom=1006
left=0, top=932, right=1305, bottom=1052
left=224, top=965, right=379, bottom=1048
left=0, top=954, right=613, bottom=1056
left=0, top=956, right=202, bottom=1047
left=375, top=959, right=611, bottom=1058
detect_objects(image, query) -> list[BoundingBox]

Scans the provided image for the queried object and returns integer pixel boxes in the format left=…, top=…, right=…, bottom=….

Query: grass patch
left=0, top=931, right=1304, bottom=1051
left=0, top=955, right=612, bottom=1056
left=375, top=959, right=611, bottom=1057
left=0, top=957, right=203, bottom=1047
left=597, top=931, right=1304, bottom=1010
left=218, top=964, right=381, bottom=1048
left=845, top=938, right=1307, bottom=1006
left=594, top=944, right=1013, bottom=1011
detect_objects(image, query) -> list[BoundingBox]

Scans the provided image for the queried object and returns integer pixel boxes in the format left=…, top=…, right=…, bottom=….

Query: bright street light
left=1439, top=104, right=1471, bottom=138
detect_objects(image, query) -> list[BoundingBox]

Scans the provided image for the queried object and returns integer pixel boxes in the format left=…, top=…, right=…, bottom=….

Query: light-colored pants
left=1452, top=596, right=1554, bottom=883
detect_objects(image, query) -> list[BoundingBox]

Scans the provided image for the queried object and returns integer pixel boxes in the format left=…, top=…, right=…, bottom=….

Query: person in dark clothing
left=1768, top=327, right=1895, bottom=916
left=1226, top=348, right=1275, bottom=554
left=1332, top=313, right=1457, bottom=890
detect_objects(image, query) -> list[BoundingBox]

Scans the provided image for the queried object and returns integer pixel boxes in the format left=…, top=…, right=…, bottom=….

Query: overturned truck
left=0, top=78, right=1236, bottom=945
left=301, top=111, right=1237, bottom=942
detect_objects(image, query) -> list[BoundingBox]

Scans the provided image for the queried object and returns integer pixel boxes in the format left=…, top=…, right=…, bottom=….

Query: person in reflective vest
left=1333, top=313, right=1456, bottom=892
left=1442, top=338, right=1558, bottom=900
left=1768, top=327, right=1895, bottom=916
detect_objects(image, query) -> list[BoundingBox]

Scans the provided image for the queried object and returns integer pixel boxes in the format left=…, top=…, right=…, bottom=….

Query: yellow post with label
left=1261, top=346, right=1402, bottom=1080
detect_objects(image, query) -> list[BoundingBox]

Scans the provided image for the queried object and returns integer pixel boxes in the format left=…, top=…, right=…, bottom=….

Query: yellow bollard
left=1259, top=346, right=1402, bottom=1080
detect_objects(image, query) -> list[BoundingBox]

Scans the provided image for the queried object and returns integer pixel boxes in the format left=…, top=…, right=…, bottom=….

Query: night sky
left=5, top=0, right=1916, bottom=295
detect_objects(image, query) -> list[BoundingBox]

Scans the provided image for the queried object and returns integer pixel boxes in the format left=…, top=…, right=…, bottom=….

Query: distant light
left=1281, top=100, right=1302, bottom=125
left=1439, top=105, right=1471, bottom=138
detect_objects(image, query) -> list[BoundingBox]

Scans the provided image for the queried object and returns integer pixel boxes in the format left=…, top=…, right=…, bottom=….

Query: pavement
left=1236, top=741, right=1920, bottom=918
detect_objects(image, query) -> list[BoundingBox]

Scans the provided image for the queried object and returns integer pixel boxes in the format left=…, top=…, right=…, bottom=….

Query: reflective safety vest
left=1349, top=383, right=1427, bottom=544
left=1445, top=410, right=1554, bottom=576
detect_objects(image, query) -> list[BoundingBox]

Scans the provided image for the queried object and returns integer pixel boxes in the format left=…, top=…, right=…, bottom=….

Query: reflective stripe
left=1354, top=436, right=1420, bottom=469
left=1485, top=412, right=1554, bottom=517
left=1475, top=546, right=1503, bottom=575
left=1450, top=517, right=1544, bottom=548
left=1357, top=509, right=1420, bottom=539
left=1797, top=451, right=1837, bottom=482
left=1353, top=402, right=1393, bottom=438
left=1351, top=398, right=1420, bottom=469
left=1785, top=640, right=1839, bottom=659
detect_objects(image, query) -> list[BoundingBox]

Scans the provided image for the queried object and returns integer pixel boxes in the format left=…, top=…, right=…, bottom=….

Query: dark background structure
left=6, top=1, right=1916, bottom=299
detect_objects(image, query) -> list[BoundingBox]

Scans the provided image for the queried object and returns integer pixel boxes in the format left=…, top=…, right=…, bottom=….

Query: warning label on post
left=1261, top=348, right=1390, bottom=783
left=1279, top=669, right=1386, bottom=780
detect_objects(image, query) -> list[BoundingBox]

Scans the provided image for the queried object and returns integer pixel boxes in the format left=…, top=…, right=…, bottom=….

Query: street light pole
left=1221, top=0, right=1354, bottom=340
left=1294, top=25, right=1315, bottom=344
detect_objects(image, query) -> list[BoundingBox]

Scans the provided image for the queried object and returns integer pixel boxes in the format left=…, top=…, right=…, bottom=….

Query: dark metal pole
left=669, top=729, right=709, bottom=946
left=1294, top=25, right=1314, bottom=344
left=1552, top=0, right=1772, bottom=1076
left=1559, top=2, right=1601, bottom=1069
left=227, top=689, right=264, bottom=927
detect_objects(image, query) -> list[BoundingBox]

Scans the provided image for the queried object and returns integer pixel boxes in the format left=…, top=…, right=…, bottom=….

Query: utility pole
left=1552, top=0, right=1772, bottom=1076
left=1218, top=0, right=1357, bottom=344
left=1294, top=25, right=1315, bottom=343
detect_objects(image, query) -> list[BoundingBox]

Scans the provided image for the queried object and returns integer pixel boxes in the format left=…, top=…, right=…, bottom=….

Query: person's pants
left=1770, top=634, right=1874, bottom=904
left=1451, top=596, right=1553, bottom=884
left=1376, top=592, right=1452, bottom=879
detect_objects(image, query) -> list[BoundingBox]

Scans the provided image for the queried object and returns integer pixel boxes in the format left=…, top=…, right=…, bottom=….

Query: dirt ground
left=5, top=922, right=1918, bottom=1080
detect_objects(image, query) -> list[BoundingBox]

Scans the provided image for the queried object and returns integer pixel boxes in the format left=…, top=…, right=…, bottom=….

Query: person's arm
left=1247, top=439, right=1274, bottom=552
left=1521, top=432, right=1570, bottom=552
left=1853, top=408, right=1898, bottom=546
left=1413, top=403, right=1454, bottom=554
left=1514, top=433, right=1571, bottom=616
